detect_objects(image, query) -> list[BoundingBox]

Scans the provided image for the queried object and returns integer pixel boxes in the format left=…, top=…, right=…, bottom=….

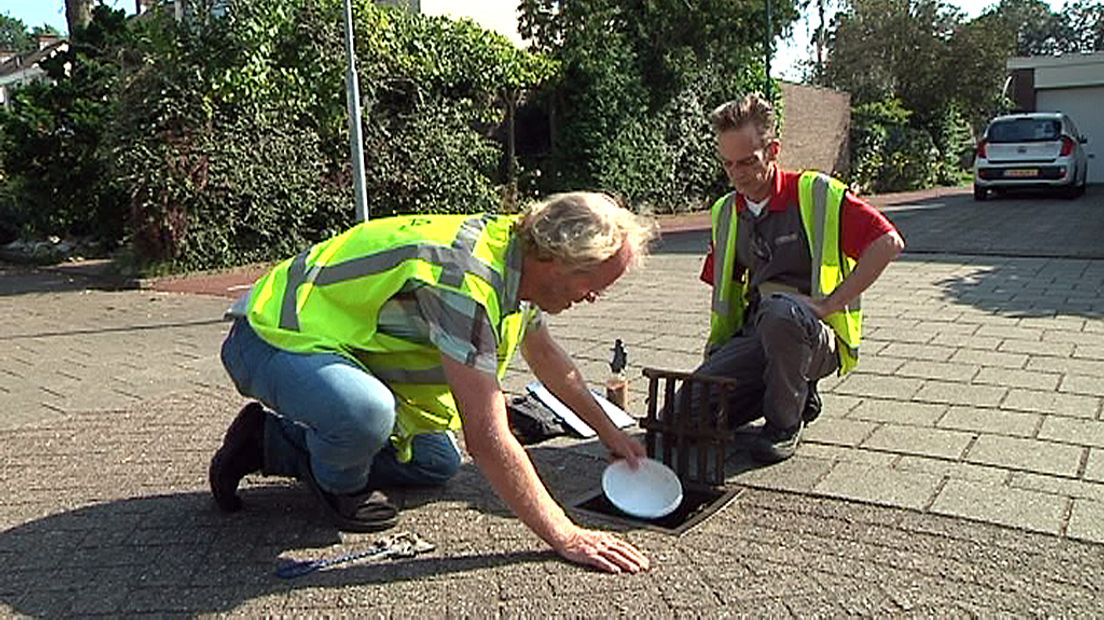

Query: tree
left=519, top=0, right=798, bottom=210
left=0, top=13, right=34, bottom=52
left=65, top=0, right=93, bottom=37
left=1061, top=0, right=1104, bottom=52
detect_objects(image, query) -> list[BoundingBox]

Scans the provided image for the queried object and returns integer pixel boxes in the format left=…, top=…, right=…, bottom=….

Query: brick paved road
left=2, top=185, right=1104, bottom=616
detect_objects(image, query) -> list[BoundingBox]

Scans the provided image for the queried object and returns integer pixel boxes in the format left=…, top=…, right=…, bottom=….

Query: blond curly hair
left=515, top=192, right=657, bottom=272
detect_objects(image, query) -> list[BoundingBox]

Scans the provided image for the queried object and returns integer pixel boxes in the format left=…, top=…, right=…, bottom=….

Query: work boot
left=802, top=381, right=822, bottom=425
left=298, top=457, right=399, bottom=533
left=209, top=402, right=266, bottom=512
left=751, top=419, right=803, bottom=464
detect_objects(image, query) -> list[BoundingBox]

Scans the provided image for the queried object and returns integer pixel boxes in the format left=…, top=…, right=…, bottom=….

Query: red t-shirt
left=699, top=168, right=897, bottom=284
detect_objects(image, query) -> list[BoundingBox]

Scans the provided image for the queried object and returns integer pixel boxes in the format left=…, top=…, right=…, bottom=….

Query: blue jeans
left=220, top=318, right=461, bottom=494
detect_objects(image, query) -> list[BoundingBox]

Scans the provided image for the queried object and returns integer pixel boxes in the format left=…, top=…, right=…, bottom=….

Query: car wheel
left=973, top=185, right=988, bottom=201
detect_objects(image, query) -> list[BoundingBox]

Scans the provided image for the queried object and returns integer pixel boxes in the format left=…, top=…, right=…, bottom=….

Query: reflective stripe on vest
left=706, top=171, right=864, bottom=375
left=279, top=216, right=504, bottom=332
left=798, top=172, right=862, bottom=374
left=708, top=193, right=747, bottom=348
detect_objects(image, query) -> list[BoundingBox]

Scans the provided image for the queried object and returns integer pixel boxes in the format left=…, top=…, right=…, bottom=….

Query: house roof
left=0, top=39, right=69, bottom=80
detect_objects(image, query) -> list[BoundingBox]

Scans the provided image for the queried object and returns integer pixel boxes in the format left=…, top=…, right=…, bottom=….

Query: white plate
left=602, top=458, right=683, bottom=519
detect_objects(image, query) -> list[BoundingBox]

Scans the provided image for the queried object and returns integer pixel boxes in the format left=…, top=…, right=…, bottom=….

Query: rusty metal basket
left=639, top=367, right=743, bottom=489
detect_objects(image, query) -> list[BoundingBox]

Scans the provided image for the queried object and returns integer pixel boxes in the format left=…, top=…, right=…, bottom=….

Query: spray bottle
left=606, top=338, right=628, bottom=410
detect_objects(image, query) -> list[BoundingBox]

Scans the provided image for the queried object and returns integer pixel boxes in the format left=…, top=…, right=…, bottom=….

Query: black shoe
left=802, top=381, right=822, bottom=425
left=299, top=458, right=399, bottom=533
left=751, top=420, right=803, bottom=464
left=209, top=402, right=266, bottom=512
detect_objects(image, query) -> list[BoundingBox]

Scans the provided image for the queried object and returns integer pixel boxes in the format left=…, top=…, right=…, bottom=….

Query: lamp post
left=764, top=0, right=772, bottom=98
left=343, top=0, right=368, bottom=222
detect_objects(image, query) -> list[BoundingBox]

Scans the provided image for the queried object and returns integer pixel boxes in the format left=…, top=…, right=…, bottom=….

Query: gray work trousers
left=693, top=294, right=839, bottom=430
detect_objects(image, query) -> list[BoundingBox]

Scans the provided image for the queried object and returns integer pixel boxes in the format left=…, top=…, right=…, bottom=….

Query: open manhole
left=571, top=485, right=742, bottom=536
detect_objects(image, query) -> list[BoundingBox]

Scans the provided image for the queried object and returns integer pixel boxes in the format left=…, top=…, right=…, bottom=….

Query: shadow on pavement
left=900, top=253, right=1104, bottom=319
left=0, top=488, right=552, bottom=617
left=0, top=262, right=133, bottom=297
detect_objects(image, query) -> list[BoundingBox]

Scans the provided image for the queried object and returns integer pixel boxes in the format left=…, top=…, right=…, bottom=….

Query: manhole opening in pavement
left=571, top=485, right=742, bottom=536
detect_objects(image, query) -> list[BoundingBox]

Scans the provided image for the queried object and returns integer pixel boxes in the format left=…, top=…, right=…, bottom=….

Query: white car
left=973, top=112, right=1089, bottom=200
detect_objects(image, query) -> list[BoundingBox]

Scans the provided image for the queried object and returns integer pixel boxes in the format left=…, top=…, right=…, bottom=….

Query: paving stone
left=895, top=360, right=979, bottom=383
left=947, top=348, right=1029, bottom=369
left=972, top=367, right=1060, bottom=392
left=1067, top=499, right=1104, bottom=544
left=893, top=456, right=1009, bottom=485
left=812, top=462, right=942, bottom=510
left=974, top=325, right=1043, bottom=341
left=1001, top=389, right=1101, bottom=419
left=947, top=335, right=1004, bottom=351
left=817, top=393, right=863, bottom=418
left=997, top=339, right=1076, bottom=357
left=877, top=343, right=953, bottom=362
left=1043, top=330, right=1102, bottom=345
left=1008, top=472, right=1104, bottom=503
left=930, top=479, right=1066, bottom=535
left=913, top=381, right=1007, bottom=408
left=965, top=435, right=1084, bottom=477
left=861, top=424, right=973, bottom=460
left=1073, top=344, right=1104, bottom=360
left=1038, top=417, right=1104, bottom=449
left=1085, top=449, right=1104, bottom=483
left=798, top=444, right=899, bottom=467
left=849, top=355, right=907, bottom=375
left=835, top=375, right=923, bottom=400
left=936, top=406, right=1041, bottom=438
left=1026, top=356, right=1104, bottom=376
left=1016, top=316, right=1087, bottom=331
left=804, top=419, right=878, bottom=447
left=914, top=320, right=980, bottom=336
left=1059, top=374, right=1104, bottom=397
left=847, top=399, right=947, bottom=426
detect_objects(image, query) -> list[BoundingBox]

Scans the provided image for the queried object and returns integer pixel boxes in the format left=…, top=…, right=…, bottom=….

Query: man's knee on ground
left=407, top=434, right=462, bottom=485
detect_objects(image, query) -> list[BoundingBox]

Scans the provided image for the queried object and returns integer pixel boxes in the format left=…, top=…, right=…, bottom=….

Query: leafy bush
left=0, top=8, right=131, bottom=246
left=39, top=0, right=555, bottom=272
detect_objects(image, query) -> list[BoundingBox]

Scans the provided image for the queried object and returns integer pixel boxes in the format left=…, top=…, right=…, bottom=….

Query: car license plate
left=1004, top=169, right=1038, bottom=178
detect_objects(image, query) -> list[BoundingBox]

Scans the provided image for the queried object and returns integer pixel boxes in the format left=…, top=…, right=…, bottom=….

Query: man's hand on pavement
left=554, top=526, right=651, bottom=574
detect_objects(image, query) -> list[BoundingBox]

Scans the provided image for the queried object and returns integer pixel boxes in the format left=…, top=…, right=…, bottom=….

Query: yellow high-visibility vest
left=707, top=171, right=862, bottom=374
left=246, top=213, right=534, bottom=461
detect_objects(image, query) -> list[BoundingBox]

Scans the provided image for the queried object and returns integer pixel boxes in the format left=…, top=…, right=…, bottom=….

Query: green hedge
left=1, top=0, right=555, bottom=272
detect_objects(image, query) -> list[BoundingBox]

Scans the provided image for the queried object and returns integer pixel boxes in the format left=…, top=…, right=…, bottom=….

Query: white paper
left=525, top=381, right=635, bottom=438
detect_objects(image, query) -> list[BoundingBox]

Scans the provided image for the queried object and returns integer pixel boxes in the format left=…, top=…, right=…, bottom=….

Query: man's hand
left=599, top=427, right=645, bottom=467
left=553, top=526, right=651, bottom=574
left=784, top=292, right=831, bottom=319
left=522, top=324, right=646, bottom=467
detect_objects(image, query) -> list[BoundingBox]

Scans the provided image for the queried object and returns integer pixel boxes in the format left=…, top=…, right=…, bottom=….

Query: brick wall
left=778, top=82, right=851, bottom=177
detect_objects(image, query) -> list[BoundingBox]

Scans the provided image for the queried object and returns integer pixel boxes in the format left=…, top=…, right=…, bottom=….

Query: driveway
left=879, top=184, right=1104, bottom=258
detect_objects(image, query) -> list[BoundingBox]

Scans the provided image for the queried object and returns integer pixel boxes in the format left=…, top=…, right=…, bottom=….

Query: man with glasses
left=695, top=93, right=904, bottom=462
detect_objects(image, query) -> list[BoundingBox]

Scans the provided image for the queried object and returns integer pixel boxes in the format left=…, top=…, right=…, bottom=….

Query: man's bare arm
left=520, top=324, right=644, bottom=464
left=442, top=355, right=650, bottom=573
left=813, top=230, right=904, bottom=317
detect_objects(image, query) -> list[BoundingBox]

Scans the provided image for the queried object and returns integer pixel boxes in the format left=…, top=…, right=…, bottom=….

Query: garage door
left=1038, top=87, right=1104, bottom=184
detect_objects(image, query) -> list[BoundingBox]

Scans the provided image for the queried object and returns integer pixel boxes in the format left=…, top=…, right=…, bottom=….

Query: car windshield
left=988, top=118, right=1061, bottom=143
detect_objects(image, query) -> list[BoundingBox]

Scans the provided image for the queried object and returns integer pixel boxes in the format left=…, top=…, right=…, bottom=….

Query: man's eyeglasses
left=723, top=148, right=765, bottom=170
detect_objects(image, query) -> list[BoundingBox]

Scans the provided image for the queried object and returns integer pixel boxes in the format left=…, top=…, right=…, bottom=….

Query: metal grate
left=639, top=367, right=741, bottom=489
